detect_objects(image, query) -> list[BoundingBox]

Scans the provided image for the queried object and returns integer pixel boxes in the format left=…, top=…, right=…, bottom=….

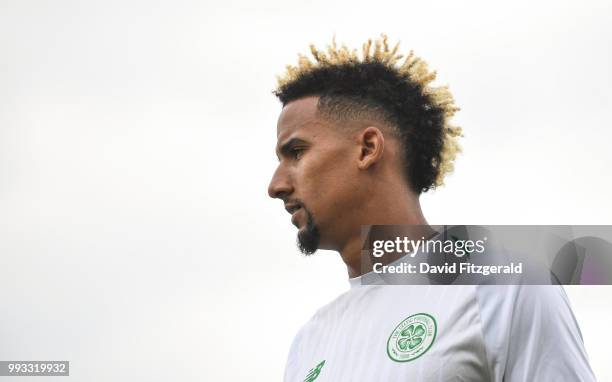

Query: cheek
left=299, top=153, right=357, bottom=210
left=301, top=152, right=349, bottom=188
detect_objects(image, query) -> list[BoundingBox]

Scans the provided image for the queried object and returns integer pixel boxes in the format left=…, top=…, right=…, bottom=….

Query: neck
left=338, top=191, right=433, bottom=279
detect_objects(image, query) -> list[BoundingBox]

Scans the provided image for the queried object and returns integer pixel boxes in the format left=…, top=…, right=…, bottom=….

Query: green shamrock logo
left=397, top=324, right=426, bottom=351
left=387, top=313, right=437, bottom=362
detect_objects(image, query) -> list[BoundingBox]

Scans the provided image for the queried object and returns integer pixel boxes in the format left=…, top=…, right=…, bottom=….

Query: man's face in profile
left=268, top=96, right=360, bottom=254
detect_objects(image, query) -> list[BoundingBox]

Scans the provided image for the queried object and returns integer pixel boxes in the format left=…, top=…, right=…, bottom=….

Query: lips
left=284, top=203, right=302, bottom=227
left=290, top=208, right=303, bottom=227
left=284, top=203, right=301, bottom=215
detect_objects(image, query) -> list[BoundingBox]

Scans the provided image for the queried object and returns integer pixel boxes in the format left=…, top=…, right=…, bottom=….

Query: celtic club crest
left=387, top=313, right=437, bottom=362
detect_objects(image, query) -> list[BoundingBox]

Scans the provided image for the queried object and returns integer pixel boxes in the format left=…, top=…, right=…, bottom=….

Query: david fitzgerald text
left=373, top=262, right=523, bottom=276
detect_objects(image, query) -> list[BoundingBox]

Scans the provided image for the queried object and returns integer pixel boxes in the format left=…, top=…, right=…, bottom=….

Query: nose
left=268, top=165, right=293, bottom=199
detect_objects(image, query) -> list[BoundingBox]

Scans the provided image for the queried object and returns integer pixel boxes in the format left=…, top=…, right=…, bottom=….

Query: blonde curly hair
left=274, top=34, right=463, bottom=192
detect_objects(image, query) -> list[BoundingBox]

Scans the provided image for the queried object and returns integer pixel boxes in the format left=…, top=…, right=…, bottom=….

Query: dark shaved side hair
left=273, top=35, right=462, bottom=194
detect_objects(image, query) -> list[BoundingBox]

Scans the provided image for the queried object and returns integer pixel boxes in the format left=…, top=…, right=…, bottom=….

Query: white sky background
left=0, top=0, right=611, bottom=380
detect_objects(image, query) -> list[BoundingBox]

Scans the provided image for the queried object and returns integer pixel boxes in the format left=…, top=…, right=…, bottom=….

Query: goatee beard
left=297, top=206, right=320, bottom=255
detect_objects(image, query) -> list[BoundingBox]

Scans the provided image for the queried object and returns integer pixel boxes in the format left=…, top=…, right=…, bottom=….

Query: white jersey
left=284, top=280, right=595, bottom=381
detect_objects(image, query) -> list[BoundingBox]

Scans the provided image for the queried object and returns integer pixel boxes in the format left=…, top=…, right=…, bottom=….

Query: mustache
left=284, top=198, right=306, bottom=209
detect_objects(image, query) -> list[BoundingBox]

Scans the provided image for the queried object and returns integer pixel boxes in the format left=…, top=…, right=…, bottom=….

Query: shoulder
left=474, top=285, right=595, bottom=381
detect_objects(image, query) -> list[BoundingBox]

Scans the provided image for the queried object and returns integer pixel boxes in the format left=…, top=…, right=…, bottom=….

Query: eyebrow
left=276, top=137, right=309, bottom=160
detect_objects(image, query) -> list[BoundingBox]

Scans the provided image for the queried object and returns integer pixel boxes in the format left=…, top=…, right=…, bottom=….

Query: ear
left=357, top=126, right=385, bottom=170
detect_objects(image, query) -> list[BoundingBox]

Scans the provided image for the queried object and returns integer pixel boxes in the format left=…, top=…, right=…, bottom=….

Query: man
left=268, top=36, right=595, bottom=381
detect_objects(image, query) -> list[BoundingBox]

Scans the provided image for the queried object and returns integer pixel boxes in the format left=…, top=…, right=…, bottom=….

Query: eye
left=290, top=147, right=305, bottom=160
